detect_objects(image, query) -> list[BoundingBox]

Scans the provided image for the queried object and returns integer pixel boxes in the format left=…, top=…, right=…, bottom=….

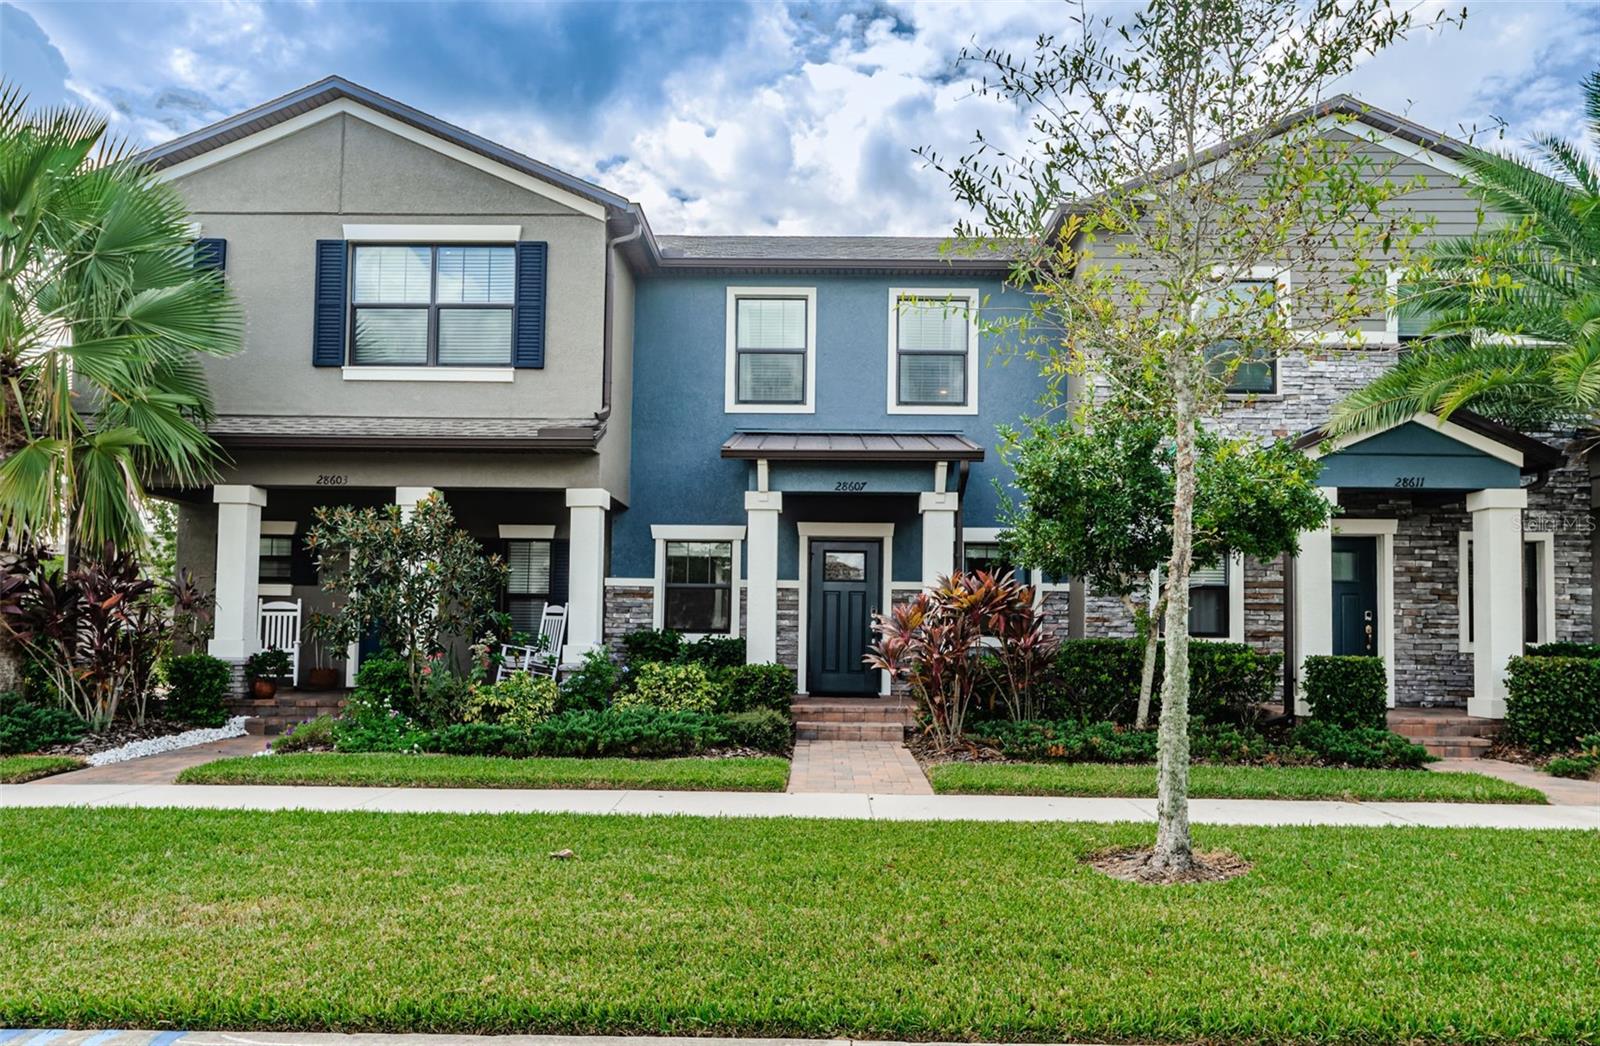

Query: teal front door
left=808, top=540, right=881, bottom=695
left=1331, top=536, right=1379, bottom=656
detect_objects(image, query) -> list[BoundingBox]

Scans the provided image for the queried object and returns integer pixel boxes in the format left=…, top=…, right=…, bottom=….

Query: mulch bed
left=41, top=716, right=195, bottom=757
left=906, top=732, right=1006, bottom=765
left=1084, top=846, right=1253, bottom=884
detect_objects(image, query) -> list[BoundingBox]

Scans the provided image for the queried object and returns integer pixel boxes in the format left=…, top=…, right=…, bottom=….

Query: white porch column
left=564, top=488, right=611, bottom=661
left=744, top=490, right=783, bottom=664
left=919, top=491, right=959, bottom=586
left=1468, top=488, right=1527, bottom=719
left=1293, top=486, right=1339, bottom=716
left=209, top=485, right=267, bottom=662
left=395, top=486, right=436, bottom=520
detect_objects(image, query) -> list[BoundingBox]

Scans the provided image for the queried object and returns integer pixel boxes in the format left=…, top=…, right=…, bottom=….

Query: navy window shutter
left=312, top=240, right=348, bottom=367
left=193, top=237, right=226, bottom=274
left=549, top=540, right=570, bottom=607
left=513, top=241, right=548, bottom=369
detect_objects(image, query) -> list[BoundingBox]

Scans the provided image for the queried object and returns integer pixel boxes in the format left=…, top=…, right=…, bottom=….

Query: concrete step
left=795, top=720, right=907, bottom=742
left=1389, top=715, right=1503, bottom=739
left=791, top=698, right=918, bottom=725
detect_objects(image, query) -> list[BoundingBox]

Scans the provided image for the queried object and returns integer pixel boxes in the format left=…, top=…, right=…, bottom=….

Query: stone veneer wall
left=602, top=584, right=653, bottom=654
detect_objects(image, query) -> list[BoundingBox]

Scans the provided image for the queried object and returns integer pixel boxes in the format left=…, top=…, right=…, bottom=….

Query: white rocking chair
left=258, top=598, right=303, bottom=683
left=497, top=604, right=567, bottom=681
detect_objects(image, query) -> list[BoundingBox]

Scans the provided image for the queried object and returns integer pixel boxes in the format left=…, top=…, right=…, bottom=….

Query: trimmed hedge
left=714, top=663, right=795, bottom=713
left=162, top=653, right=233, bottom=728
left=1042, top=638, right=1280, bottom=725
left=0, top=691, right=85, bottom=754
left=1303, top=655, right=1387, bottom=730
left=1525, top=642, right=1600, bottom=659
left=1506, top=656, right=1600, bottom=753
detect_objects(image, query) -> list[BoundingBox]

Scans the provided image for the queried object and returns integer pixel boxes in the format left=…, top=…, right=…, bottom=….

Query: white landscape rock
left=85, top=716, right=249, bottom=766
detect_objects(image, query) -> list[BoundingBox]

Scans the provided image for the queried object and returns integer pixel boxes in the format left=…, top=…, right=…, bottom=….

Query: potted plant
left=246, top=647, right=292, bottom=699
left=303, top=623, right=344, bottom=690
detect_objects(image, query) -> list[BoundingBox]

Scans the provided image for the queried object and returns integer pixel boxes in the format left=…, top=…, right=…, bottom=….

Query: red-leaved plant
left=866, top=570, right=1058, bottom=747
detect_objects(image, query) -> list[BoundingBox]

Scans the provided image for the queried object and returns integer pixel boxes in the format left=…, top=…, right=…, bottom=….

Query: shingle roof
left=206, top=415, right=601, bottom=451
left=721, top=431, right=985, bottom=462
left=654, top=235, right=1012, bottom=272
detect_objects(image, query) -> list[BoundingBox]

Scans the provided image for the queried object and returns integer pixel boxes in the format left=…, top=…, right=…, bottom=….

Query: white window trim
left=261, top=520, right=298, bottom=536
left=1333, top=518, right=1398, bottom=706
left=886, top=287, right=981, bottom=416
left=341, top=366, right=514, bottom=383
left=725, top=286, right=817, bottom=414
left=1460, top=530, right=1554, bottom=651
left=343, top=223, right=520, bottom=243
left=796, top=522, right=894, bottom=696
left=499, top=524, right=557, bottom=540
left=1384, top=267, right=1404, bottom=345
left=1189, top=551, right=1246, bottom=644
left=651, top=525, right=745, bottom=638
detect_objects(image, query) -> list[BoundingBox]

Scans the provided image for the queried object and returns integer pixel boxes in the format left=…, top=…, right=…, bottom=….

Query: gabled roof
left=137, top=76, right=638, bottom=219
left=1294, top=410, right=1563, bottom=474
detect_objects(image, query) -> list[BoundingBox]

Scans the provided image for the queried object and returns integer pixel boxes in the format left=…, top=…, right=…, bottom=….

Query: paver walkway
left=6, top=781, right=1596, bottom=828
left=43, top=734, right=268, bottom=786
left=787, top=739, right=932, bottom=794
left=1431, top=756, right=1599, bottom=806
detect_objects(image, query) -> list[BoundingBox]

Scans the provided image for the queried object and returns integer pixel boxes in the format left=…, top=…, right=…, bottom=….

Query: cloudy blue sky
left=4, top=1, right=1598, bottom=234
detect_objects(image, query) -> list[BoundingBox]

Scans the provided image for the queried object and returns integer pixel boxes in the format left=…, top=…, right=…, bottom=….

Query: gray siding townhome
left=150, top=77, right=1592, bottom=724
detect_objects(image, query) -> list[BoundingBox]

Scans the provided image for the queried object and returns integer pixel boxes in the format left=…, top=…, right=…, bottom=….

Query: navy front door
left=1331, top=536, right=1379, bottom=656
left=808, top=540, right=881, bottom=695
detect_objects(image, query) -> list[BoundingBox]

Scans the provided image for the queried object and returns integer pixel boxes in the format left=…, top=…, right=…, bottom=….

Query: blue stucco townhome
left=145, top=77, right=1592, bottom=724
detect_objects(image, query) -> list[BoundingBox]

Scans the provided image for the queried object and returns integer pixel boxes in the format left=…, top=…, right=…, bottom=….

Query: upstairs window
left=892, top=291, right=976, bottom=411
left=350, top=245, right=514, bottom=366
left=732, top=295, right=810, bottom=406
left=1188, top=558, right=1231, bottom=638
left=505, top=539, right=552, bottom=635
left=1394, top=280, right=1441, bottom=344
left=664, top=540, right=733, bottom=634
left=1201, top=279, right=1278, bottom=394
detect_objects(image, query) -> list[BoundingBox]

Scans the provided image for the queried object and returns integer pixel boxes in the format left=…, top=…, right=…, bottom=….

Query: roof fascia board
left=1307, top=113, right=1470, bottom=180
left=154, top=98, right=608, bottom=220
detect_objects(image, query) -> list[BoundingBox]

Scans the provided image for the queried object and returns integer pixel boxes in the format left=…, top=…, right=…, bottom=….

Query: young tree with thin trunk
left=925, top=0, right=1450, bottom=877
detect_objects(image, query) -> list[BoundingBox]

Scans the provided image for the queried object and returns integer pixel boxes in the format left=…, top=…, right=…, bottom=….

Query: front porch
left=1292, top=412, right=1571, bottom=718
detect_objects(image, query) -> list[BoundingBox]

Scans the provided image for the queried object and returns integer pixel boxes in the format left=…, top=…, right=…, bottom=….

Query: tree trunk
left=1134, top=568, right=1161, bottom=730
left=1151, top=370, right=1198, bottom=873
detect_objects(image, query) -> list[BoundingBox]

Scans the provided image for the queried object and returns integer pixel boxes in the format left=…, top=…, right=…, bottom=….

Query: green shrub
left=1290, top=720, right=1432, bottom=769
left=1525, top=642, right=1600, bottom=659
left=426, top=722, right=530, bottom=757
left=1505, top=656, right=1600, bottom=753
left=413, top=668, right=471, bottom=728
left=332, top=714, right=428, bottom=753
left=465, top=673, right=559, bottom=732
left=1303, top=655, right=1388, bottom=730
left=679, top=635, right=746, bottom=669
left=354, top=656, right=412, bottom=708
left=1546, top=754, right=1599, bottom=779
left=0, top=691, right=85, bottom=754
left=559, top=649, right=618, bottom=711
left=616, top=661, right=719, bottom=714
left=975, top=719, right=1158, bottom=763
left=523, top=706, right=726, bottom=757
left=1190, top=721, right=1282, bottom=764
left=162, top=653, right=233, bottom=727
left=722, top=708, right=792, bottom=752
left=621, top=628, right=682, bottom=665
left=273, top=715, right=336, bottom=753
left=1043, top=638, right=1279, bottom=725
left=714, top=663, right=795, bottom=713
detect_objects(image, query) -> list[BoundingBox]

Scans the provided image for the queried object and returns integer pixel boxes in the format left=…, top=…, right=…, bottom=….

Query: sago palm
left=1329, top=70, right=1600, bottom=436
left=0, top=84, right=240, bottom=552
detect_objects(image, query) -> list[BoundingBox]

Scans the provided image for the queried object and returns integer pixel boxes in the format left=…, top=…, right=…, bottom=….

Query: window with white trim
left=505, top=539, right=552, bottom=635
left=664, top=541, right=734, bottom=633
left=733, top=296, right=809, bottom=405
left=350, top=245, right=514, bottom=366
left=1201, top=279, right=1277, bottom=394
left=259, top=535, right=294, bottom=582
left=1188, top=558, right=1231, bottom=638
left=893, top=293, right=973, bottom=407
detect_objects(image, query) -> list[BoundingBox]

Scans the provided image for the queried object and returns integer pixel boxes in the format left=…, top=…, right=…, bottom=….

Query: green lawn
left=1, top=808, right=1595, bottom=1042
left=0, top=755, right=84, bottom=784
left=176, top=752, right=791, bottom=792
left=929, top=761, right=1548, bottom=803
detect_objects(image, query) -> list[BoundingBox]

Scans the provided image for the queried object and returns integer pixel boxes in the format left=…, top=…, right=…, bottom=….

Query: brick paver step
left=796, top=721, right=907, bottom=741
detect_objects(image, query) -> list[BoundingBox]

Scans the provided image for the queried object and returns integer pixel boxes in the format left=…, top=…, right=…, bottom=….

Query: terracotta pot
left=307, top=667, right=340, bottom=690
left=251, top=678, right=277, bottom=700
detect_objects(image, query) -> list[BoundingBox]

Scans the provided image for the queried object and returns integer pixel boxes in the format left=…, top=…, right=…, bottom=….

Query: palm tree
left=1329, top=70, right=1600, bottom=436
left=0, top=84, right=241, bottom=553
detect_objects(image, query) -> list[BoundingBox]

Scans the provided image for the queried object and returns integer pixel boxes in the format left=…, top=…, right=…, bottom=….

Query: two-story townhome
left=148, top=77, right=1593, bottom=722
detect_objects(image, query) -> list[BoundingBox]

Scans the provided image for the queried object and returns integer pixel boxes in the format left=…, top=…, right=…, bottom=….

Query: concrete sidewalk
left=4, top=781, right=1596, bottom=828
